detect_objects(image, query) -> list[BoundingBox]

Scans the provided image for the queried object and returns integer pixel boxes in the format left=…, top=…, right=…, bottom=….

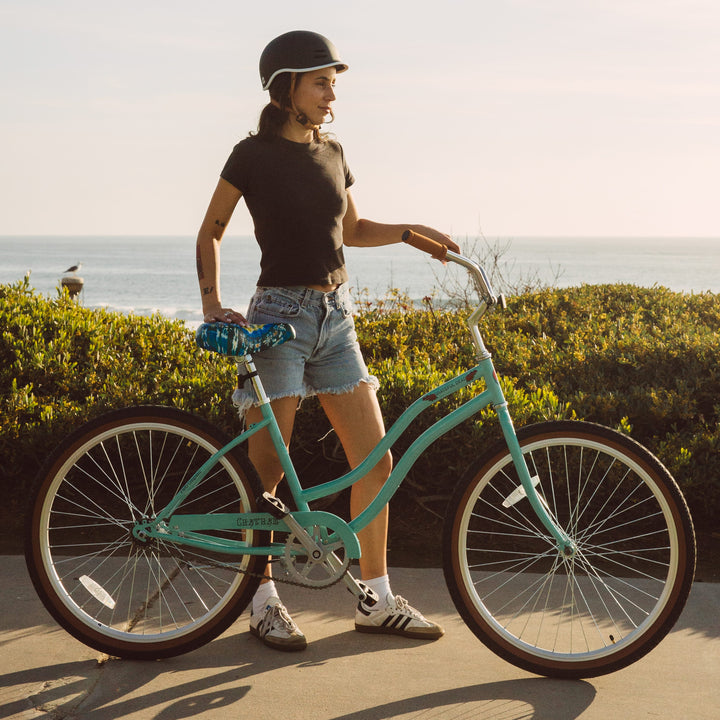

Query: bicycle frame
left=28, top=230, right=692, bottom=675
left=138, top=251, right=575, bottom=559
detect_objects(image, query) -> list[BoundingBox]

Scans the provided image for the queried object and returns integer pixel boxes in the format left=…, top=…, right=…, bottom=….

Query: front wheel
left=26, top=406, right=266, bottom=659
left=444, top=421, right=696, bottom=678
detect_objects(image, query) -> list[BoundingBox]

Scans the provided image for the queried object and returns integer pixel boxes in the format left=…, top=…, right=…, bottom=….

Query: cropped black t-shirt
left=221, top=135, right=355, bottom=287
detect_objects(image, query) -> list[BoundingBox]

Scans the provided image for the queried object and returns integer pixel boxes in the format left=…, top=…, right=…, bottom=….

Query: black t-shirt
left=221, top=135, right=355, bottom=287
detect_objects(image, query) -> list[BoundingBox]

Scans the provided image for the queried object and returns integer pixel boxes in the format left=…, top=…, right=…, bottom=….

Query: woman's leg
left=246, top=395, right=299, bottom=579
left=318, top=382, right=392, bottom=581
left=245, top=396, right=308, bottom=651
left=319, top=382, right=444, bottom=640
left=246, top=396, right=299, bottom=495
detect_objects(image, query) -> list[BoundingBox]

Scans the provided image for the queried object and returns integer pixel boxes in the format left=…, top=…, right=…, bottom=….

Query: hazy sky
left=1, top=0, right=718, bottom=238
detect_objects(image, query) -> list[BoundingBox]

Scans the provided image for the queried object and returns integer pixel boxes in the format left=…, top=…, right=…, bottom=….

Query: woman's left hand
left=410, top=225, right=461, bottom=253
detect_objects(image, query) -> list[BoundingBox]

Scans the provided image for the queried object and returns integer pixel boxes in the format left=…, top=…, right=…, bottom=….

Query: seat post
left=237, top=354, right=271, bottom=406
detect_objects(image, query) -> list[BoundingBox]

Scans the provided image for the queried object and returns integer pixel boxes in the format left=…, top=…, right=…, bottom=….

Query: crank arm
left=258, top=492, right=326, bottom=561
left=316, top=543, right=378, bottom=606
left=341, top=572, right=379, bottom=607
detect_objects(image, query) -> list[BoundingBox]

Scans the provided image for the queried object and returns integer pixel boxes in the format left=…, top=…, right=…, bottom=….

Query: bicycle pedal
left=352, top=581, right=379, bottom=607
left=258, top=491, right=290, bottom=519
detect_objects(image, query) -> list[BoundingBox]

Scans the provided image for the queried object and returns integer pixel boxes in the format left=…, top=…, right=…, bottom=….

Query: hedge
left=2, top=277, right=718, bottom=557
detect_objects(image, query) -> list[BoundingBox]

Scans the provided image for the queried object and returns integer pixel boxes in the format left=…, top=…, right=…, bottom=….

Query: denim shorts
left=232, top=284, right=378, bottom=412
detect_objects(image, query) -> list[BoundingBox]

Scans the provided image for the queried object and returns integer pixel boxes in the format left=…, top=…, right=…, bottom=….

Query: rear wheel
left=26, top=406, right=266, bottom=659
left=444, top=421, right=695, bottom=678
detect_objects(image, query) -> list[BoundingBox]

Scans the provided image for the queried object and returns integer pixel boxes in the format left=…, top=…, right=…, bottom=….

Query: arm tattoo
left=202, top=285, right=215, bottom=296
left=196, top=246, right=204, bottom=280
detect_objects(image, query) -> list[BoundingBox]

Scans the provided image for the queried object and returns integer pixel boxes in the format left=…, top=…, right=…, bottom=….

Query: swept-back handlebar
left=401, top=229, right=506, bottom=312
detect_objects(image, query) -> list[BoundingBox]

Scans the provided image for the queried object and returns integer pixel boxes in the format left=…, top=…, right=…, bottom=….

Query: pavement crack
left=28, top=654, right=109, bottom=719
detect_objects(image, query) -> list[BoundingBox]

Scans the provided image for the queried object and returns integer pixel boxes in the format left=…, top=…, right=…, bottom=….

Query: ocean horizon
left=3, top=235, right=719, bottom=328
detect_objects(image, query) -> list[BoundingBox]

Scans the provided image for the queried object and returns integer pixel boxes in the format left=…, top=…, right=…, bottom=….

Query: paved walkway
left=1, top=556, right=718, bottom=719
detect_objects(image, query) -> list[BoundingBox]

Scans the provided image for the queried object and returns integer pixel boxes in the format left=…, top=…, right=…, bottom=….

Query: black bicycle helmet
left=259, top=30, right=348, bottom=91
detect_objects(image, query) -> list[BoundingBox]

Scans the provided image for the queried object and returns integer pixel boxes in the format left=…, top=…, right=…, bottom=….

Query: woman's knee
left=356, top=449, right=392, bottom=490
left=378, top=448, right=393, bottom=477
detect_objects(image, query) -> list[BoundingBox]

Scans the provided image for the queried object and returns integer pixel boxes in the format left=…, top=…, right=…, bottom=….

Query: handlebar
left=401, top=229, right=449, bottom=261
left=401, top=229, right=506, bottom=312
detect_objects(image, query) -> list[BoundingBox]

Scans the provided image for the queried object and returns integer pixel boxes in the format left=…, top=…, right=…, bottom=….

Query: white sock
left=252, top=580, right=278, bottom=616
left=362, top=574, right=393, bottom=608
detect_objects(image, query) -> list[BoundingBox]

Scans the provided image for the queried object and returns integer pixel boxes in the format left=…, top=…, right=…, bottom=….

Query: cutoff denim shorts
left=232, top=284, right=379, bottom=413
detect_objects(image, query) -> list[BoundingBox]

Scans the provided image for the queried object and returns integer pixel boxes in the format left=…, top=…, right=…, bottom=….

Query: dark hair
left=251, top=72, right=328, bottom=142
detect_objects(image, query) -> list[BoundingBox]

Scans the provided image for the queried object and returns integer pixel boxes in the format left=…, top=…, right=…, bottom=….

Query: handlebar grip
left=402, top=229, right=448, bottom=261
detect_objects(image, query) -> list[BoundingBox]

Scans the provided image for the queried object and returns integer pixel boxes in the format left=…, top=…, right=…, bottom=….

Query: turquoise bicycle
left=25, top=231, right=696, bottom=678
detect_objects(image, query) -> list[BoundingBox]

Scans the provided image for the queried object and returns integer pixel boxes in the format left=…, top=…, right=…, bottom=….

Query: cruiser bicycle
left=25, top=231, right=696, bottom=678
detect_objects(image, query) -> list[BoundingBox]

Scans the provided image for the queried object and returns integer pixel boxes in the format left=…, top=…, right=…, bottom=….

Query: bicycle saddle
left=196, top=322, right=296, bottom=357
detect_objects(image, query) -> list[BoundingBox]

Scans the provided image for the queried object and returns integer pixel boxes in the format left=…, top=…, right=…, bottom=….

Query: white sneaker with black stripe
left=355, top=593, right=444, bottom=640
left=250, top=597, right=307, bottom=651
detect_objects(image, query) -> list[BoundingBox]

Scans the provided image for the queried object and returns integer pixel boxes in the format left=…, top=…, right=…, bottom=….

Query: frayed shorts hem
left=232, top=375, right=380, bottom=416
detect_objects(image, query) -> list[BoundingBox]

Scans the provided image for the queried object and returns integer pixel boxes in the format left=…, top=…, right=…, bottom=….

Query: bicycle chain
left=182, top=550, right=349, bottom=590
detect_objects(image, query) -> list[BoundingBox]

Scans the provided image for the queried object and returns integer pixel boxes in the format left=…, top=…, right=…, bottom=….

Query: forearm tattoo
left=196, top=245, right=204, bottom=280
left=197, top=219, right=226, bottom=290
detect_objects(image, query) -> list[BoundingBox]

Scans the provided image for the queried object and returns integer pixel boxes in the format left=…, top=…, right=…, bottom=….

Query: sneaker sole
left=250, top=624, right=308, bottom=652
left=354, top=623, right=444, bottom=641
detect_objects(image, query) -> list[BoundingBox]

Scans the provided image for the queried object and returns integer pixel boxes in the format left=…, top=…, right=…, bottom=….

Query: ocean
left=2, top=235, right=719, bottom=328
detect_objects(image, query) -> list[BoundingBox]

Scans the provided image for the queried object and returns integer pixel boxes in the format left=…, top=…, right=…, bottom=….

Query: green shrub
left=1, top=278, right=237, bottom=528
left=1, top=279, right=717, bottom=558
left=352, top=285, right=720, bottom=540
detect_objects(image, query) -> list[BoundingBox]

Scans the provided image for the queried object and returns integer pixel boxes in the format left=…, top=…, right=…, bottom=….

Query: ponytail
left=250, top=72, right=327, bottom=142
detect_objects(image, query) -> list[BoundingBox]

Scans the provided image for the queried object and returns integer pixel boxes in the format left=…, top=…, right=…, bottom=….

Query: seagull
left=64, top=262, right=83, bottom=273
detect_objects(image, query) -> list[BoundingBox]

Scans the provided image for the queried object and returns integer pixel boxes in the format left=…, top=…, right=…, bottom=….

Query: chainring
left=281, top=525, right=350, bottom=588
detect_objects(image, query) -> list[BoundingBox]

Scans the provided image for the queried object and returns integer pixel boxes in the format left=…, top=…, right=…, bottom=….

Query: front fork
left=489, top=377, right=577, bottom=558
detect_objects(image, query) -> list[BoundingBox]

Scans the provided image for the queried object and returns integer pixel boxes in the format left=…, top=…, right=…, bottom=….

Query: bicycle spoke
left=447, top=422, right=694, bottom=677
left=29, top=409, right=264, bottom=657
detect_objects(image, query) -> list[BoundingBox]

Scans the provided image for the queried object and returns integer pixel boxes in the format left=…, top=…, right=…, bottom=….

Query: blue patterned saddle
left=196, top=322, right=296, bottom=357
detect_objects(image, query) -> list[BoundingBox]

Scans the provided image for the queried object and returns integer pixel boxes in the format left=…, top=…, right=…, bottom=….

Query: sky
left=1, top=0, right=718, bottom=238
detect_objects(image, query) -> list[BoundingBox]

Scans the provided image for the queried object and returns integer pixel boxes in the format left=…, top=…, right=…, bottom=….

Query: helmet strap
left=289, top=72, right=321, bottom=132
left=268, top=72, right=332, bottom=136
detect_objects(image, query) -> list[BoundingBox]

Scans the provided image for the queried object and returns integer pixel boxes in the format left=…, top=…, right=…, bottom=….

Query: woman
left=196, top=30, right=459, bottom=652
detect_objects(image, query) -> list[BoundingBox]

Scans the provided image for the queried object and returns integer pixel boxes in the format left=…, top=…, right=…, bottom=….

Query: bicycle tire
left=443, top=420, right=696, bottom=678
left=25, top=406, right=267, bottom=660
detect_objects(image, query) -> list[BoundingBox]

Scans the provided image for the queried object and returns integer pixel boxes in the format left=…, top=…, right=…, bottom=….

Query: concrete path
left=1, top=556, right=717, bottom=719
